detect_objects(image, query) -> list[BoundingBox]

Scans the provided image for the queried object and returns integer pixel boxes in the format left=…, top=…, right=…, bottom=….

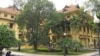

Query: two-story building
left=0, top=5, right=98, bottom=49
left=61, top=5, right=98, bottom=48
left=49, top=5, right=98, bottom=49
left=0, top=6, right=20, bottom=39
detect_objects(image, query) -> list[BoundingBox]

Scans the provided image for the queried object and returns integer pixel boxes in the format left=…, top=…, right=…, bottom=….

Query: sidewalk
left=79, top=51, right=98, bottom=56
left=9, top=51, right=98, bottom=56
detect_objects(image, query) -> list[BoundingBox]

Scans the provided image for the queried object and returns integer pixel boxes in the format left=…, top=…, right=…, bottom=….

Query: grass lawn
left=10, top=48, right=96, bottom=55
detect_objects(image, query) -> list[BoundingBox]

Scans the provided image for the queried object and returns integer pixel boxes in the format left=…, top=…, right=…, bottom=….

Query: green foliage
left=57, top=37, right=83, bottom=51
left=70, top=9, right=89, bottom=26
left=85, top=0, right=100, bottom=12
left=12, top=0, right=26, bottom=9
left=38, top=48, right=62, bottom=52
left=51, top=24, right=63, bottom=35
left=16, top=40, right=24, bottom=46
left=57, top=38, right=72, bottom=49
left=16, top=40, right=24, bottom=51
left=43, top=13, right=64, bottom=35
left=69, top=8, right=97, bottom=33
left=85, top=0, right=100, bottom=32
left=97, top=11, right=100, bottom=19
left=0, top=25, right=17, bottom=48
left=85, top=0, right=100, bottom=18
left=16, top=0, right=63, bottom=51
left=71, top=40, right=83, bottom=51
left=10, top=48, right=95, bottom=55
left=87, top=18, right=98, bottom=32
left=38, top=13, right=63, bottom=45
left=38, top=28, right=50, bottom=46
left=70, top=15, right=81, bottom=28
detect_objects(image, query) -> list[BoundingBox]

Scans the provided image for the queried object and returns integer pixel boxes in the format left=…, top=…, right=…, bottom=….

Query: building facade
left=62, top=5, right=98, bottom=48
left=0, top=6, right=20, bottom=40
left=0, top=5, right=98, bottom=49
left=49, top=5, right=98, bottom=49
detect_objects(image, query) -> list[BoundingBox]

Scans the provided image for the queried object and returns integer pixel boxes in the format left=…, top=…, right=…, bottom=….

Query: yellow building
left=0, top=6, right=30, bottom=48
left=48, top=5, right=98, bottom=49
left=0, top=6, right=20, bottom=40
left=61, top=5, right=98, bottom=49
left=0, top=5, right=98, bottom=49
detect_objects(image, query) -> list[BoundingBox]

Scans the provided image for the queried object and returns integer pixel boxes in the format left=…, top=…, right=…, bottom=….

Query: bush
left=38, top=48, right=62, bottom=52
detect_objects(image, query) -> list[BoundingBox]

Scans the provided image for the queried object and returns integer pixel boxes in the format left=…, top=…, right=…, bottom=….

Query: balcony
left=92, top=34, right=98, bottom=38
left=79, top=32, right=83, bottom=35
left=79, top=35, right=88, bottom=39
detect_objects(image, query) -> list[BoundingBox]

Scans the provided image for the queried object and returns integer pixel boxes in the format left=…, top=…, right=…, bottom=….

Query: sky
left=0, top=0, right=87, bottom=10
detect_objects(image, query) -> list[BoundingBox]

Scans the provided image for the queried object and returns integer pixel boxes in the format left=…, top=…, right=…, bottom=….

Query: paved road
left=92, top=53, right=99, bottom=56
left=3, top=51, right=98, bottom=56
left=80, top=51, right=98, bottom=56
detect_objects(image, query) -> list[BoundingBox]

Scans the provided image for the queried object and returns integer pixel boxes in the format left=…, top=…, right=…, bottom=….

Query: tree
left=85, top=0, right=100, bottom=11
left=87, top=0, right=100, bottom=23
left=57, top=37, right=83, bottom=56
left=71, top=40, right=83, bottom=52
left=16, top=0, right=63, bottom=51
left=69, top=8, right=92, bottom=33
left=85, top=0, right=100, bottom=42
left=85, top=0, right=100, bottom=17
left=12, top=0, right=26, bottom=9
left=57, top=37, right=72, bottom=55
left=0, top=25, right=16, bottom=55
left=43, top=13, right=64, bottom=35
left=17, top=40, right=23, bottom=51
left=70, top=15, right=81, bottom=28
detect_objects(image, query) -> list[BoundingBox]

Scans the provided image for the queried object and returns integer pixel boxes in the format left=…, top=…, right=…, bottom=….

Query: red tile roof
left=0, top=7, right=20, bottom=15
left=61, top=4, right=80, bottom=14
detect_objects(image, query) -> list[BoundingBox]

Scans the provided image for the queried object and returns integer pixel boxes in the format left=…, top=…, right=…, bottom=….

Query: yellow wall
left=0, top=7, right=97, bottom=49
left=62, top=8, right=98, bottom=48
left=0, top=11, right=19, bottom=40
left=70, top=25, right=98, bottom=48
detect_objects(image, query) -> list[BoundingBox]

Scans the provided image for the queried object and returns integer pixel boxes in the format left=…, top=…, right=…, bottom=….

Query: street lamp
left=63, top=32, right=67, bottom=36
left=62, top=18, right=68, bottom=56
left=93, top=13, right=100, bottom=56
left=63, top=32, right=68, bottom=56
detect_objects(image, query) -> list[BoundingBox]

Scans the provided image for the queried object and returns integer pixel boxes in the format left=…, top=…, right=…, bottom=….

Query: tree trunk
left=18, top=41, right=21, bottom=51
left=74, top=48, right=78, bottom=52
left=0, top=47, right=3, bottom=56
left=64, top=46, right=68, bottom=56
left=18, top=45, right=21, bottom=51
left=32, top=27, right=38, bottom=52
left=34, top=41, right=38, bottom=52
